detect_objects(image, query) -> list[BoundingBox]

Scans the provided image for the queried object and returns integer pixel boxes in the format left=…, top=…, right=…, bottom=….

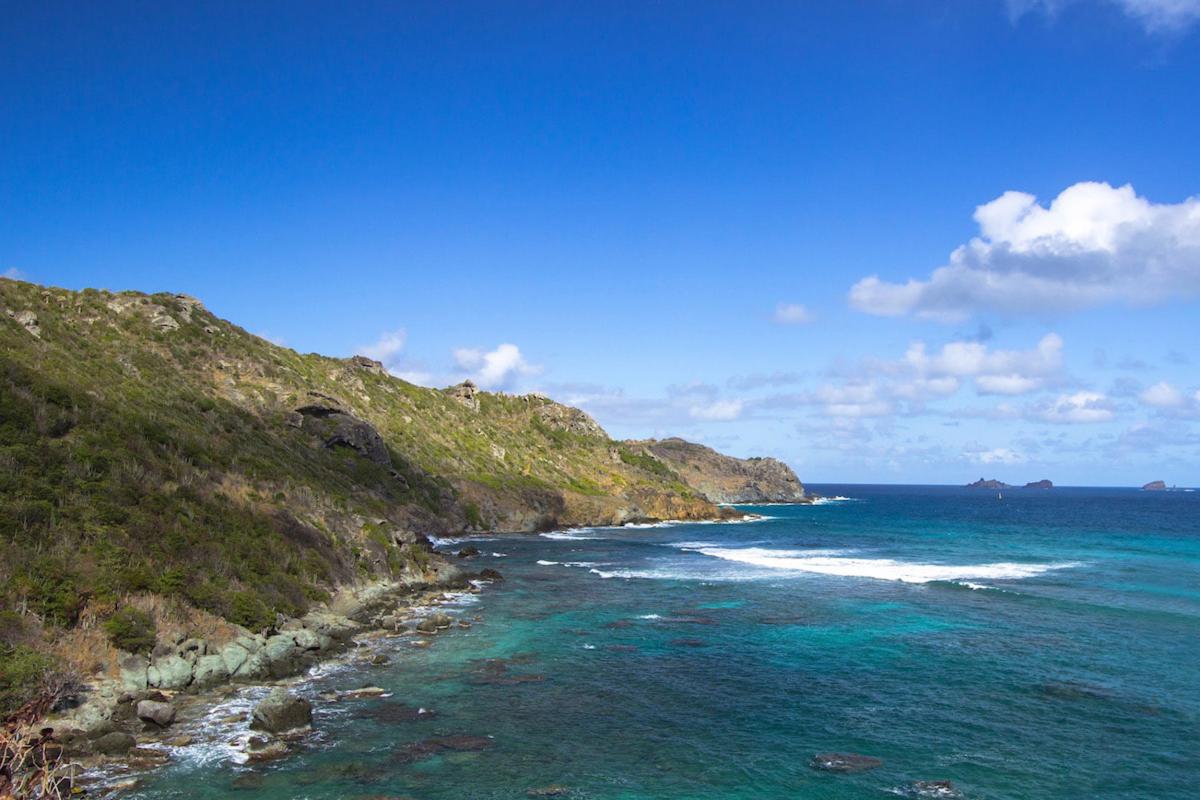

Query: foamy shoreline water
left=78, top=583, right=487, bottom=793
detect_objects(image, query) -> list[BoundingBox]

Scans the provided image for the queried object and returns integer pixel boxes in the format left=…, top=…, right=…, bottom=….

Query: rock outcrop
left=250, top=688, right=312, bottom=734
left=1142, top=480, right=1167, bottom=491
left=809, top=752, right=884, bottom=773
left=348, top=355, right=386, bottom=375
left=626, top=438, right=806, bottom=503
left=295, top=394, right=392, bottom=467
left=135, top=699, right=176, bottom=727
left=533, top=397, right=607, bottom=438
left=444, top=380, right=480, bottom=410
left=1024, top=479, right=1053, bottom=489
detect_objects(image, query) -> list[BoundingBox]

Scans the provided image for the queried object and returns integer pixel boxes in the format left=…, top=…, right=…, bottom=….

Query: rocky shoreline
left=22, top=512, right=762, bottom=796
left=32, top=565, right=496, bottom=797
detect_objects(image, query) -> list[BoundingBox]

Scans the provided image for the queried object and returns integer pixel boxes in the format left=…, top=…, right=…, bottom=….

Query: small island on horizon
left=966, top=478, right=1054, bottom=489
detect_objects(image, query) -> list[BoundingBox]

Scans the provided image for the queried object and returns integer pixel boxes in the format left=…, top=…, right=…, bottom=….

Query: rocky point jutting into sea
left=0, top=278, right=807, bottom=794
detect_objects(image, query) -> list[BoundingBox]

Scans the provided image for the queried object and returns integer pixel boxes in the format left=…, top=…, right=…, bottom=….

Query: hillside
left=627, top=438, right=807, bottom=503
left=0, top=278, right=801, bottom=716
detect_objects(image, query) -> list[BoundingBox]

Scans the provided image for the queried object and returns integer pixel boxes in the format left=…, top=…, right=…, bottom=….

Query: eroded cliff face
left=627, top=438, right=807, bottom=504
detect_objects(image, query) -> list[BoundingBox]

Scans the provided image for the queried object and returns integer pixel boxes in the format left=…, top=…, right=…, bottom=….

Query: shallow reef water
left=127, top=485, right=1200, bottom=799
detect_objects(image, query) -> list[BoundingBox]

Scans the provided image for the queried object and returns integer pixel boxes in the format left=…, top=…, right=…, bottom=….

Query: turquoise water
left=130, top=485, right=1200, bottom=799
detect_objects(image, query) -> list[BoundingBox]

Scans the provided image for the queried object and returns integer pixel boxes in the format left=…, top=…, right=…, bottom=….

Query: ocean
left=126, top=485, right=1200, bottom=799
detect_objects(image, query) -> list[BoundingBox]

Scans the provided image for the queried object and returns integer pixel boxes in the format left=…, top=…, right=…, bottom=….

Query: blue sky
left=3, top=1, right=1199, bottom=485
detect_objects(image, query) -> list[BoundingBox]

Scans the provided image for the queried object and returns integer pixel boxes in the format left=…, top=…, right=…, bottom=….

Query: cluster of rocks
left=444, top=380, right=481, bottom=410
left=533, top=399, right=607, bottom=438
left=809, top=752, right=962, bottom=797
left=119, top=612, right=359, bottom=694
left=4, top=307, right=40, bottom=337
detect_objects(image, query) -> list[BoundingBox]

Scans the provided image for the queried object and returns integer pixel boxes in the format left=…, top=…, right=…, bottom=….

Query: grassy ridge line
left=0, top=278, right=730, bottom=716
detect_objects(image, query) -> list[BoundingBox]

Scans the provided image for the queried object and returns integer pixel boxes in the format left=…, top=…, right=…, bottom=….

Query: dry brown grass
left=47, top=593, right=244, bottom=683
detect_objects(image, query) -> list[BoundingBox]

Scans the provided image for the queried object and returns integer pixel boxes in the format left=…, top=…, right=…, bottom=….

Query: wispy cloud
left=773, top=302, right=813, bottom=324
left=689, top=399, right=744, bottom=421
left=1008, top=0, right=1200, bottom=33
left=965, top=445, right=1026, bottom=465
left=361, top=329, right=408, bottom=366
left=850, top=182, right=1200, bottom=320
left=1034, top=391, right=1115, bottom=423
left=359, top=329, right=434, bottom=385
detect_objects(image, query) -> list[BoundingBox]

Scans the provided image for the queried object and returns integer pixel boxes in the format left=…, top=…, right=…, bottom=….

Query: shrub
left=102, top=607, right=157, bottom=654
left=0, top=644, right=57, bottom=719
left=13, top=558, right=87, bottom=627
left=228, top=591, right=272, bottom=631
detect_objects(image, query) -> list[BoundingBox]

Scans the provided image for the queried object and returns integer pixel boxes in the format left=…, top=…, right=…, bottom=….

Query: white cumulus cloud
left=902, top=333, right=1064, bottom=395
left=850, top=182, right=1200, bottom=320
left=1036, top=391, right=1115, bottom=423
left=1140, top=380, right=1186, bottom=408
left=453, top=343, right=540, bottom=390
left=1136, top=381, right=1200, bottom=418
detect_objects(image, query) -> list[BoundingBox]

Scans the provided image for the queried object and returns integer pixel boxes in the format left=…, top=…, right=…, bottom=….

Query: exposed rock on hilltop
left=627, top=437, right=807, bottom=503
left=966, top=478, right=1010, bottom=489
left=444, top=380, right=480, bottom=410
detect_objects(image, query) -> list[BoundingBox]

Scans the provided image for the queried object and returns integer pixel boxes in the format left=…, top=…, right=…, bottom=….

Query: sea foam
left=693, top=546, right=1080, bottom=584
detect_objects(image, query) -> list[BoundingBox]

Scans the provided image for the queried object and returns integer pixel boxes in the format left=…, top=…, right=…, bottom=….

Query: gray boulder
left=414, top=612, right=454, bottom=633
left=245, top=735, right=289, bottom=762
left=263, top=634, right=300, bottom=678
left=147, top=654, right=193, bottom=690
left=250, top=688, right=313, bottom=734
left=222, top=635, right=270, bottom=680
left=226, top=642, right=270, bottom=681
left=93, top=731, right=137, bottom=755
left=300, top=612, right=358, bottom=643
left=136, top=699, right=176, bottom=727
left=191, top=654, right=230, bottom=689
left=118, top=653, right=149, bottom=692
left=290, top=628, right=322, bottom=652
left=219, top=641, right=250, bottom=675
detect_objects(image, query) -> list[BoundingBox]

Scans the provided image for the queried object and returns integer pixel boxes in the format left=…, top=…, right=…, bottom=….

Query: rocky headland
left=0, top=277, right=807, bottom=793
left=626, top=438, right=808, bottom=504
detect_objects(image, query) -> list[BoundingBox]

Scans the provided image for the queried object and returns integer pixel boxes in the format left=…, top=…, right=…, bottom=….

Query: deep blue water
left=129, top=485, right=1200, bottom=799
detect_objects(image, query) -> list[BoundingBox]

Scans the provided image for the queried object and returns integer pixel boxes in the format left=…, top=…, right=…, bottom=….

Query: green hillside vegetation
left=0, top=278, right=731, bottom=716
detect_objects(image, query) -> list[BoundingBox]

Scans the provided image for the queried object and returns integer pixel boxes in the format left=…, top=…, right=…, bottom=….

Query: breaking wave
left=692, top=546, right=1080, bottom=584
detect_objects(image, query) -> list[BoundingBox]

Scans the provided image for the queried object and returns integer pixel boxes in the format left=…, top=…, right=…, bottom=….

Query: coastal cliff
left=626, top=438, right=807, bottom=503
left=0, top=278, right=798, bottom=722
